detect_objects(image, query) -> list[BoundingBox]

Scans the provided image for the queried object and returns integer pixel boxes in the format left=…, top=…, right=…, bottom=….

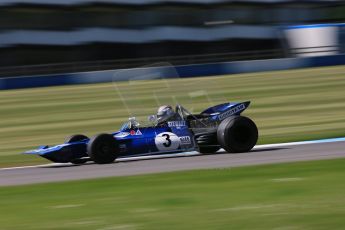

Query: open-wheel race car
left=25, top=102, right=258, bottom=164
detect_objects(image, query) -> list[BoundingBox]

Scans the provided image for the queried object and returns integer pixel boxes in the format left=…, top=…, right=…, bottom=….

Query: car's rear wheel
left=217, top=116, right=258, bottom=153
left=87, top=133, right=118, bottom=164
left=65, top=134, right=89, bottom=164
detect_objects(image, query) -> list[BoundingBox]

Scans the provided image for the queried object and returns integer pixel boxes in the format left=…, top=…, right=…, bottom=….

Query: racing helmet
left=157, top=105, right=175, bottom=123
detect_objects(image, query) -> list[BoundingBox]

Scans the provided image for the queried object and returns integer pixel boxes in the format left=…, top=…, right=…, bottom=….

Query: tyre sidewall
left=87, top=134, right=118, bottom=164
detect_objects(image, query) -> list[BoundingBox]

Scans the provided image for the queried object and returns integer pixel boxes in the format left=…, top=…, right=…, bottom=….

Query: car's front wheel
left=87, top=134, right=118, bottom=164
left=65, top=134, right=89, bottom=164
left=64, top=134, right=88, bottom=144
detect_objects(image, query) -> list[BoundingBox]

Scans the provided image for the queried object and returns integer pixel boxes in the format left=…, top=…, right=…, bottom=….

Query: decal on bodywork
left=168, top=121, right=187, bottom=127
left=136, top=129, right=142, bottom=135
left=179, top=136, right=191, bottom=145
left=155, top=132, right=180, bottom=151
left=218, top=104, right=245, bottom=120
left=129, top=130, right=142, bottom=136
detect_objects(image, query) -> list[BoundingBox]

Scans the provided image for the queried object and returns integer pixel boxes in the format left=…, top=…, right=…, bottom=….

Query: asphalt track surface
left=1, top=139, right=345, bottom=186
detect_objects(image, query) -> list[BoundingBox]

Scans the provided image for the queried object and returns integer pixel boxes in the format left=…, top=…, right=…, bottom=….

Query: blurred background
left=1, top=0, right=345, bottom=165
left=2, top=2, right=345, bottom=229
left=0, top=0, right=345, bottom=76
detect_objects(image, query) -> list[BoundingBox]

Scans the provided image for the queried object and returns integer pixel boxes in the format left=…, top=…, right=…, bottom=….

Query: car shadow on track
left=41, top=147, right=289, bottom=168
left=202, top=147, right=289, bottom=156
left=40, top=163, right=84, bottom=168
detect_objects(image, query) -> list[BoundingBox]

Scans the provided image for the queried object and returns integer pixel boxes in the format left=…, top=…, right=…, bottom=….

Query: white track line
left=254, top=137, right=345, bottom=149
left=0, top=163, right=66, bottom=171
left=1, top=137, right=345, bottom=171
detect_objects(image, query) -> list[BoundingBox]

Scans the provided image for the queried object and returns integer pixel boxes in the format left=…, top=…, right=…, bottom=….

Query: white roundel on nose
left=155, top=132, right=180, bottom=151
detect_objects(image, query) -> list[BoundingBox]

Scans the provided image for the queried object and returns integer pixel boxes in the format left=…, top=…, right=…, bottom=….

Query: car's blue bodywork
left=24, top=101, right=250, bottom=163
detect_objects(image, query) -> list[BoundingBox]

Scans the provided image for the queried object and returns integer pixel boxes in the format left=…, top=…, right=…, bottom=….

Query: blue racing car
left=25, top=102, right=258, bottom=164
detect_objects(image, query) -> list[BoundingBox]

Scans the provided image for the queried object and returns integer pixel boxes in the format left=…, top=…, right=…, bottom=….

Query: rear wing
left=202, top=101, right=250, bottom=121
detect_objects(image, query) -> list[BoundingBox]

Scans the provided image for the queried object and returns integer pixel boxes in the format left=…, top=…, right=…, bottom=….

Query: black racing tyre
left=64, top=134, right=89, bottom=164
left=198, top=146, right=221, bottom=154
left=217, top=116, right=258, bottom=153
left=87, top=133, right=118, bottom=164
left=64, top=134, right=89, bottom=143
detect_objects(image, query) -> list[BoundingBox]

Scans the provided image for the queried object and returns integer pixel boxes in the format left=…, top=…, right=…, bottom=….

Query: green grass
left=1, top=158, right=345, bottom=229
left=1, top=65, right=345, bottom=167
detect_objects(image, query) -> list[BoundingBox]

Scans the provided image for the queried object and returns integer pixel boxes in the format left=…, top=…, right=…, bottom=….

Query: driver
left=156, top=105, right=177, bottom=125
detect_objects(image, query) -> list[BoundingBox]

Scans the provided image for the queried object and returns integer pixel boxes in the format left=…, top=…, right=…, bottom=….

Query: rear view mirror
left=148, top=115, right=157, bottom=124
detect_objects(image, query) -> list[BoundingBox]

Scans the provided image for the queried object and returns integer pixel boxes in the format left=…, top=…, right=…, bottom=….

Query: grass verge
left=1, top=158, right=345, bottom=229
